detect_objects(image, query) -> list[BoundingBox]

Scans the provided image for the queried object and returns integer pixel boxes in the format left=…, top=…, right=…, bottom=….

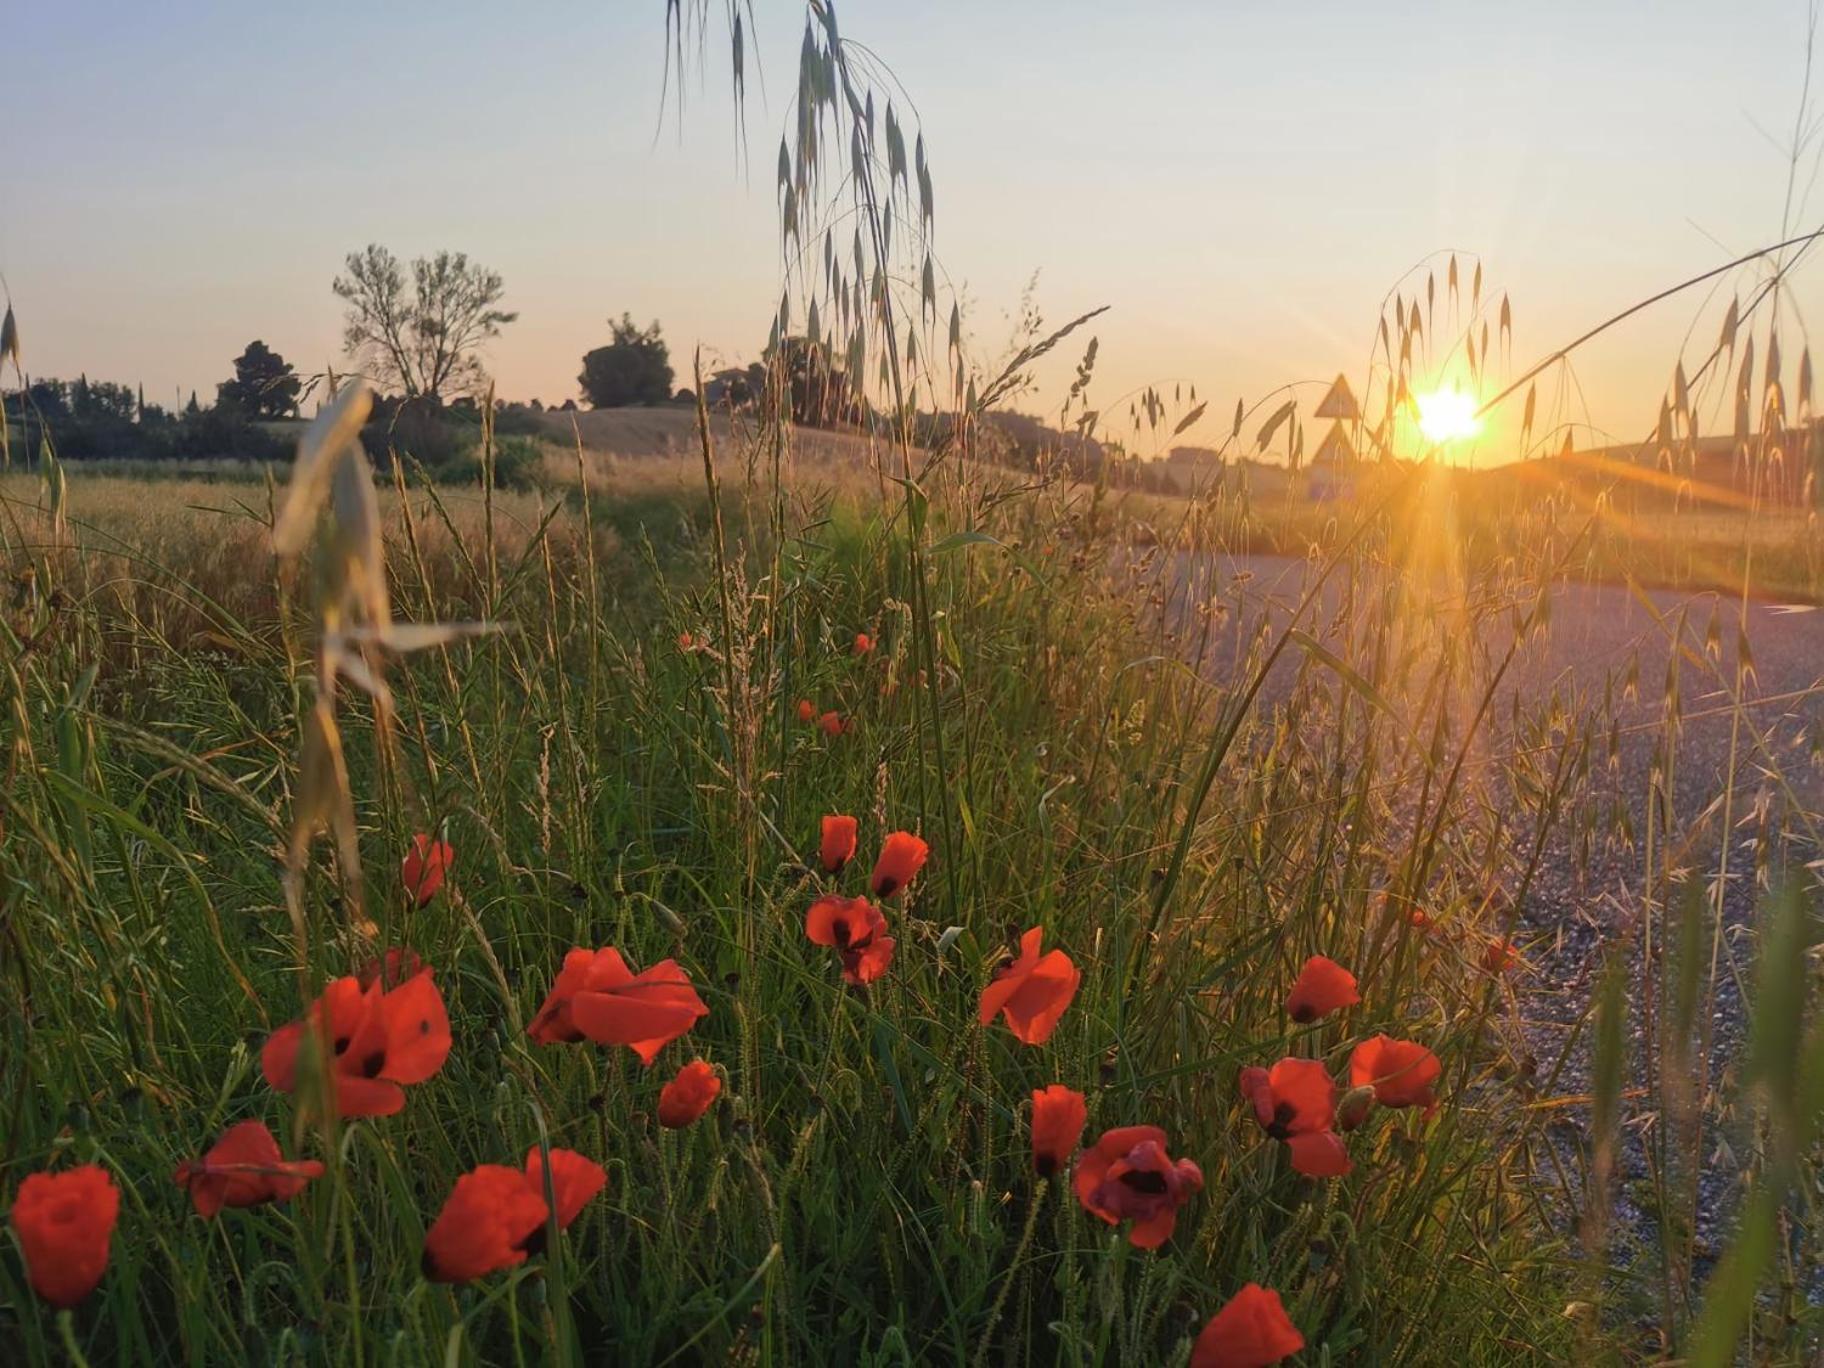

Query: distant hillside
left=539, top=404, right=1112, bottom=477
left=536, top=405, right=902, bottom=468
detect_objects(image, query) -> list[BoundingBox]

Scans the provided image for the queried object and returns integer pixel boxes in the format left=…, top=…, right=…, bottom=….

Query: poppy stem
left=970, top=1177, right=1047, bottom=1368
left=56, top=1311, right=92, bottom=1368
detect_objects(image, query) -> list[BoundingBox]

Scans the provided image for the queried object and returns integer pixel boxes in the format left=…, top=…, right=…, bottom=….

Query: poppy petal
left=523, top=1148, right=607, bottom=1228
left=1285, top=1130, right=1351, bottom=1177
left=422, top=1166, right=548, bottom=1285
left=260, top=1021, right=304, bottom=1093
left=379, top=972, right=452, bottom=1084
left=1191, top=1283, right=1305, bottom=1368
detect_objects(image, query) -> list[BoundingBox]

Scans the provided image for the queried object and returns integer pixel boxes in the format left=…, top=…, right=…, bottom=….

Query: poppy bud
left=796, top=698, right=815, bottom=724
left=1337, top=1085, right=1375, bottom=1132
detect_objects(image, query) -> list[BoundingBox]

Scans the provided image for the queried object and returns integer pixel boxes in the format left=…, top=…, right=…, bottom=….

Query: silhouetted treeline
left=2, top=377, right=290, bottom=463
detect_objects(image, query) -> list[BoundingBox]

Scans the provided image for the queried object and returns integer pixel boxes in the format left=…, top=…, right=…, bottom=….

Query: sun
left=1413, top=388, right=1482, bottom=444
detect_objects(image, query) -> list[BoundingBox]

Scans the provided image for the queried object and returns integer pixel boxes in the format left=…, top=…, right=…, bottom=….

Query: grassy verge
left=0, top=435, right=1618, bottom=1364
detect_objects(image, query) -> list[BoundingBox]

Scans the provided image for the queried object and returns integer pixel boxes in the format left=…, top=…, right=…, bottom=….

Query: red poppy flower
left=853, top=632, right=873, bottom=655
left=423, top=1148, right=605, bottom=1283
left=1406, top=906, right=1431, bottom=930
left=522, top=1147, right=607, bottom=1230
left=657, top=1059, right=722, bottom=1128
left=173, top=1121, right=325, bottom=1219
left=357, top=946, right=425, bottom=990
left=1349, top=1034, right=1441, bottom=1112
left=527, top=948, right=710, bottom=1065
left=262, top=970, right=452, bottom=1117
left=422, top=1165, right=548, bottom=1284
left=805, top=895, right=882, bottom=951
left=1030, top=1085, right=1087, bottom=1178
left=805, top=895, right=896, bottom=986
left=1073, top=1125, right=1202, bottom=1248
left=818, top=710, right=845, bottom=737
left=401, top=833, right=453, bottom=906
left=1285, top=955, right=1359, bottom=1023
left=678, top=631, right=695, bottom=651
left=1191, top=1283, right=1305, bottom=1367
left=870, top=831, right=929, bottom=898
left=1239, top=1059, right=1349, bottom=1177
left=1482, top=937, right=1519, bottom=973
left=819, top=815, right=859, bottom=873
left=797, top=698, right=815, bottom=724
left=841, top=933, right=896, bottom=986
left=9, top=1166, right=119, bottom=1308
left=979, top=927, right=1081, bottom=1045
left=1239, top=1059, right=1333, bottom=1136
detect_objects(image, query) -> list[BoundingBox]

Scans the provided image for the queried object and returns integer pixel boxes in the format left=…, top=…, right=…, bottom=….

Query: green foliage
left=3, top=377, right=288, bottom=462
left=579, top=314, right=674, bottom=408
left=0, top=460, right=1605, bottom=1364
left=430, top=433, right=545, bottom=491
left=215, top=340, right=301, bottom=420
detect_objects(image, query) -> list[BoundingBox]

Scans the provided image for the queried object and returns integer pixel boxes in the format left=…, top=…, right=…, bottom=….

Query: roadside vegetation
left=1, top=2, right=1821, bottom=1363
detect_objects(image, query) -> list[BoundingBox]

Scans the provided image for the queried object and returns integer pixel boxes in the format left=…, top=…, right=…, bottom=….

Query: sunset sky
left=5, top=0, right=1819, bottom=462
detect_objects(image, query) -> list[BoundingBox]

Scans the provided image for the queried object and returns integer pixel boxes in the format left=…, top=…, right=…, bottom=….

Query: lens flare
left=1414, top=389, right=1482, bottom=444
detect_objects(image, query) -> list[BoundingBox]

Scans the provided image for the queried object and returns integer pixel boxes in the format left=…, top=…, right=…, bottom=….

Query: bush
left=429, top=433, right=545, bottom=491
left=165, top=405, right=289, bottom=462
left=363, top=397, right=462, bottom=467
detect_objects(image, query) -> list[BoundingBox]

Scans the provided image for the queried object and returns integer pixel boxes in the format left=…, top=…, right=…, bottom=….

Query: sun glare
left=1414, top=388, right=1482, bottom=444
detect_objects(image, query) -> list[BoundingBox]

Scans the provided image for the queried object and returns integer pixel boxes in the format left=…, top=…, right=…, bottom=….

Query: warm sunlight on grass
left=1414, top=387, right=1483, bottom=444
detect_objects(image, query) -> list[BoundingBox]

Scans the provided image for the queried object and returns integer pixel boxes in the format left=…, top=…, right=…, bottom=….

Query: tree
left=333, top=245, right=517, bottom=403
left=775, top=336, right=860, bottom=428
left=217, top=340, right=301, bottom=418
left=578, top=315, right=673, bottom=408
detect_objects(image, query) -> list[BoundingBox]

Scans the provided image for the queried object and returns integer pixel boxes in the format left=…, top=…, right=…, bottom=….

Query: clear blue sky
left=4, top=0, right=1819, bottom=456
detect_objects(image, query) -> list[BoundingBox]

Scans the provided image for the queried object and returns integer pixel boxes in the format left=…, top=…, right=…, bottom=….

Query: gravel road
left=1149, top=549, right=1824, bottom=1279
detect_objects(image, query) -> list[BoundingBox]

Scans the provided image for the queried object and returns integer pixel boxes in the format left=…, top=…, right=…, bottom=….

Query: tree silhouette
left=578, top=315, right=674, bottom=408
left=775, top=337, right=859, bottom=428
left=333, top=245, right=517, bottom=403
left=217, top=340, right=301, bottom=418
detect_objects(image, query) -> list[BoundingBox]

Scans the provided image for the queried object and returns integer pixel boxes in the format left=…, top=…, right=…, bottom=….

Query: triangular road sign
left=1314, top=373, right=1359, bottom=420
left=1311, top=419, right=1356, bottom=466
